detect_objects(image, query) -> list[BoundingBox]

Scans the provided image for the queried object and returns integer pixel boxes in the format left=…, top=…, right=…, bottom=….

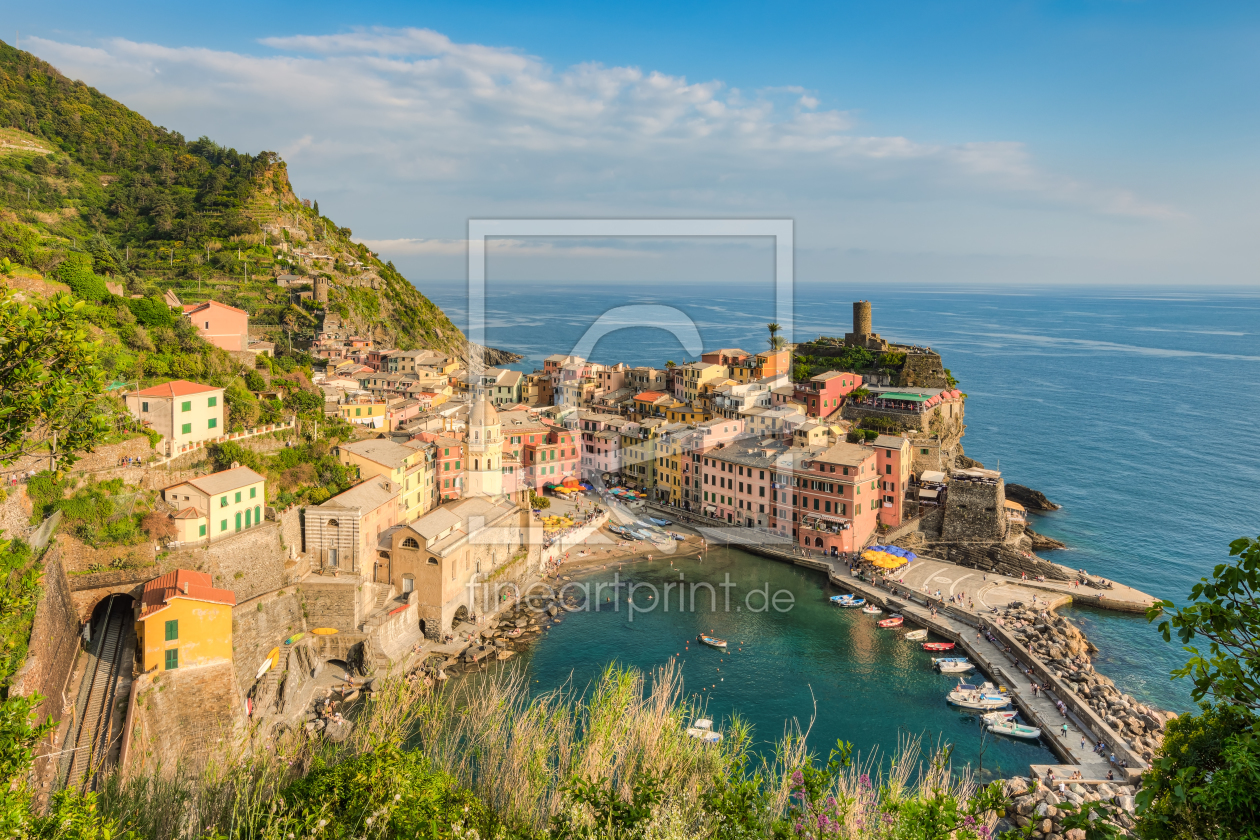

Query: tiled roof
left=181, top=466, right=266, bottom=497
left=132, top=379, right=222, bottom=398
left=140, top=569, right=236, bottom=618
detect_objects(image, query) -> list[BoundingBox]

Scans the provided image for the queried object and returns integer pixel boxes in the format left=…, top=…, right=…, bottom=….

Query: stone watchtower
left=315, top=276, right=330, bottom=303
left=844, top=300, right=888, bottom=352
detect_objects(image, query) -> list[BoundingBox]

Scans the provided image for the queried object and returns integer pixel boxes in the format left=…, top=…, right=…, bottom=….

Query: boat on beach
left=922, top=642, right=956, bottom=651
left=861, top=604, right=883, bottom=614
left=877, top=615, right=904, bottom=628
left=698, top=634, right=728, bottom=649
left=904, top=629, right=927, bottom=641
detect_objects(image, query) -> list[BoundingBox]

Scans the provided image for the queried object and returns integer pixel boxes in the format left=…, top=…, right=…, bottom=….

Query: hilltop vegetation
left=0, top=39, right=466, bottom=358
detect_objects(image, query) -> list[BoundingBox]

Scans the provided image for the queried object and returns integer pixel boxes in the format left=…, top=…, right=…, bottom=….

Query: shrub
left=126, top=296, right=175, bottom=328
left=54, top=253, right=108, bottom=302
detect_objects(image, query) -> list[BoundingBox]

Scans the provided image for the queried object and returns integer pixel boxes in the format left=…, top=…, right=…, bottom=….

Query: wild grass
left=91, top=661, right=1003, bottom=840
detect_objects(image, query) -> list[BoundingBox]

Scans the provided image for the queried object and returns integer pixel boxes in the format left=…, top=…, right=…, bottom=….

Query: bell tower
left=464, top=388, right=503, bottom=497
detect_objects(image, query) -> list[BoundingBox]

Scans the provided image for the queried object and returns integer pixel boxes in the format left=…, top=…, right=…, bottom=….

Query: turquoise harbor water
left=427, top=281, right=1260, bottom=721
left=503, top=547, right=1053, bottom=776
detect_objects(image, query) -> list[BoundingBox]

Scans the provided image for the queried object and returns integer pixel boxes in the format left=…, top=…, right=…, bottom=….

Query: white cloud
left=20, top=25, right=1210, bottom=283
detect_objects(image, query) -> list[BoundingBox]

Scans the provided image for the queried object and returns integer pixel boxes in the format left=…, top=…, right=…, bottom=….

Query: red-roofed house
left=136, top=570, right=236, bottom=672
left=124, top=380, right=225, bottom=457
left=183, top=299, right=249, bottom=352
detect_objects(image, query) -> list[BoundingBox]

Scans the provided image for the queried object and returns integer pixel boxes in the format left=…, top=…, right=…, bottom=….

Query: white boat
left=861, top=604, right=883, bottom=614
left=946, top=680, right=1011, bottom=710
left=830, top=595, right=866, bottom=607
left=987, top=720, right=1042, bottom=740
left=686, top=718, right=723, bottom=743
left=904, top=629, right=928, bottom=641
left=936, top=659, right=974, bottom=674
left=981, top=711, right=1019, bottom=725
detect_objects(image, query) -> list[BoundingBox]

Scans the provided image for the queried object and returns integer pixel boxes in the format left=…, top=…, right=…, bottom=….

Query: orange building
left=135, top=570, right=236, bottom=672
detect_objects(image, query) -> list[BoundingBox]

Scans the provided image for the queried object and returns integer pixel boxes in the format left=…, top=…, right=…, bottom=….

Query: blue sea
left=424, top=280, right=1260, bottom=718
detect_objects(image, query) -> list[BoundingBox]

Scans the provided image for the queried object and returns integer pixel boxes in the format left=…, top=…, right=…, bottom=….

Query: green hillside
left=0, top=39, right=467, bottom=357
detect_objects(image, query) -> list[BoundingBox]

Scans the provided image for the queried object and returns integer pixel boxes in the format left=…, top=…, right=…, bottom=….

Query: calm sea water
left=425, top=280, right=1260, bottom=715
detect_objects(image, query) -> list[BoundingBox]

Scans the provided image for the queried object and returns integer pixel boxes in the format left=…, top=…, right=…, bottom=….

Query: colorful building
left=124, top=380, right=226, bottom=457
left=336, top=438, right=437, bottom=520
left=162, top=466, right=266, bottom=544
left=304, top=477, right=400, bottom=576
left=870, top=435, right=911, bottom=528
left=791, top=442, right=881, bottom=555
left=136, top=570, right=236, bottom=672
left=794, top=371, right=863, bottom=418
left=182, top=300, right=249, bottom=352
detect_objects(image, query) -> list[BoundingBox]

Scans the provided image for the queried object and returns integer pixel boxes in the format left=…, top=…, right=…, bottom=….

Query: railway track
left=63, top=596, right=131, bottom=792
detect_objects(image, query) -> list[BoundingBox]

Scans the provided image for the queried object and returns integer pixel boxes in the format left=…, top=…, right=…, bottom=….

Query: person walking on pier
left=1061, top=722, right=1068, bottom=739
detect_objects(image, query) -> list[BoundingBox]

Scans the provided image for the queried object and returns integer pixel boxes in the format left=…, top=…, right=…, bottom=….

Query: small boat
left=946, top=680, right=1011, bottom=710
left=698, top=634, right=728, bottom=649
left=686, top=718, right=723, bottom=743
left=904, top=629, right=928, bottom=641
left=878, top=615, right=904, bottom=628
left=648, top=517, right=672, bottom=526
left=311, top=627, right=339, bottom=636
left=981, top=711, right=1019, bottom=725
left=861, top=604, right=883, bottom=614
left=988, top=720, right=1042, bottom=740
left=829, top=594, right=866, bottom=607
left=256, top=648, right=279, bottom=679
left=922, top=642, right=956, bottom=651
left=936, top=659, right=974, bottom=674
left=284, top=632, right=305, bottom=645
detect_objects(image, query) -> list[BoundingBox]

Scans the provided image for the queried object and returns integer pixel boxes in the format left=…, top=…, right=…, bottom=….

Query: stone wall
left=9, top=549, right=81, bottom=747
left=68, top=569, right=153, bottom=621
left=898, top=352, right=950, bottom=389
left=168, top=521, right=289, bottom=602
left=126, top=661, right=244, bottom=777
left=941, top=478, right=1005, bottom=541
left=938, top=542, right=1074, bottom=582
left=298, top=577, right=367, bottom=633
left=231, top=587, right=307, bottom=701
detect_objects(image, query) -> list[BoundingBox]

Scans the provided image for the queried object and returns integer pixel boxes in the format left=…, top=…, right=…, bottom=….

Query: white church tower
left=464, top=388, right=503, bottom=497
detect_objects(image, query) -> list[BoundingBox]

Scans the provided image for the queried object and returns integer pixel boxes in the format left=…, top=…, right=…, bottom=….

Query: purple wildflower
left=792, top=770, right=804, bottom=784
left=964, top=815, right=977, bottom=827
left=859, top=773, right=872, bottom=790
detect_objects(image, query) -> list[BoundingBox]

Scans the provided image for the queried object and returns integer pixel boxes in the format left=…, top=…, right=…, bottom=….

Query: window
left=402, top=537, right=420, bottom=549
left=221, top=519, right=227, bottom=532
left=921, top=448, right=930, bottom=455
left=235, top=512, right=242, bottom=531
left=141, top=401, right=149, bottom=412
left=220, top=496, right=228, bottom=508
left=235, top=491, right=242, bottom=503
left=165, top=619, right=179, bottom=641
left=250, top=486, right=256, bottom=499
left=208, top=396, right=217, bottom=407
left=181, top=423, right=192, bottom=435
left=886, top=464, right=892, bottom=475
left=165, top=649, right=178, bottom=670
left=356, top=408, right=362, bottom=416
left=181, top=401, right=191, bottom=412
left=198, top=524, right=206, bottom=537
left=208, top=417, right=217, bottom=429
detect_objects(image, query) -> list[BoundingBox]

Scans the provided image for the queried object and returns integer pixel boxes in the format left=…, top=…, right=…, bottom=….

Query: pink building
left=701, top=348, right=750, bottom=366
left=794, top=371, right=863, bottom=418
left=183, top=300, right=248, bottom=352
left=792, top=442, right=880, bottom=555
left=870, top=435, right=911, bottom=528
left=697, top=438, right=788, bottom=528
left=520, top=424, right=580, bottom=489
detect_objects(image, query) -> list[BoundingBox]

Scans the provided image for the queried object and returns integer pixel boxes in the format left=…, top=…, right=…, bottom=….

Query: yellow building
left=665, top=404, right=708, bottom=424
left=681, top=362, right=728, bottom=403
left=136, top=569, right=236, bottom=672
left=123, top=380, right=226, bottom=458
left=337, top=437, right=437, bottom=520
left=163, top=466, right=267, bottom=544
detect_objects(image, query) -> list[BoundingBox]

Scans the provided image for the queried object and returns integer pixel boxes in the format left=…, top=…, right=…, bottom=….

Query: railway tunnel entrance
left=60, top=594, right=136, bottom=792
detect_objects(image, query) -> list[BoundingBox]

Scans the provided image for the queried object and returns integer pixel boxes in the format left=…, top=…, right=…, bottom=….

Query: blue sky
left=11, top=1, right=1260, bottom=285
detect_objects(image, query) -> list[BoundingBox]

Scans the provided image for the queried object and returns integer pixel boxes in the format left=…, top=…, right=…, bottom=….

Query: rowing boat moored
left=698, top=634, right=728, bottom=649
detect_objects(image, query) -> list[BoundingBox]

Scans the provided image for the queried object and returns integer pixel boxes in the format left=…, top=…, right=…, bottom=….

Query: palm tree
left=665, top=360, right=676, bottom=369
left=767, top=322, right=785, bottom=350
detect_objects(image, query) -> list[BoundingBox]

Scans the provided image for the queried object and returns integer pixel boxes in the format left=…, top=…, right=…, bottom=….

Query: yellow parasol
left=863, top=550, right=908, bottom=569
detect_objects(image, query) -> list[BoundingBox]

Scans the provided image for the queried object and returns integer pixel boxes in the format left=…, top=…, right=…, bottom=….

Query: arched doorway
left=815, top=537, right=824, bottom=548
left=451, top=604, right=469, bottom=630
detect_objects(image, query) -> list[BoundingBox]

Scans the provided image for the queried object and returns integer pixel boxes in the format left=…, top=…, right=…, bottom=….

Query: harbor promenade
left=665, top=513, right=1151, bottom=780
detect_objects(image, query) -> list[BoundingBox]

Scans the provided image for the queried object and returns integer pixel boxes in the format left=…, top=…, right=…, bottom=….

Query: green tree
left=0, top=290, right=110, bottom=467
left=1148, top=535, right=1260, bottom=708
left=54, top=253, right=109, bottom=302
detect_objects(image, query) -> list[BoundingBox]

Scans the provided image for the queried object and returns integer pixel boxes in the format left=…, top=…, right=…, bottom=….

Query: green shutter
left=165, top=649, right=178, bottom=670
left=198, top=524, right=206, bottom=537
left=221, top=519, right=227, bottom=531
left=165, top=619, right=178, bottom=641
left=208, top=417, right=217, bottom=429
left=250, top=486, right=256, bottom=498
left=235, top=491, right=241, bottom=503
left=181, top=423, right=192, bottom=435
left=220, top=496, right=228, bottom=507
left=182, top=401, right=191, bottom=412
left=208, top=396, right=217, bottom=407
